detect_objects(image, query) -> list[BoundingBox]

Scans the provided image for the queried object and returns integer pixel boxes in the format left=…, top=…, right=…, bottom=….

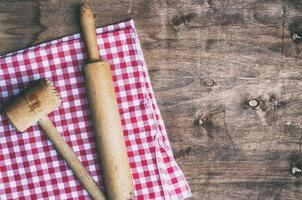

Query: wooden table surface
left=1, top=0, right=302, bottom=199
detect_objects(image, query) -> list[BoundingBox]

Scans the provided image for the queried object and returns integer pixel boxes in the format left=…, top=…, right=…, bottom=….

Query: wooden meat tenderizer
left=80, top=4, right=134, bottom=200
left=2, top=79, right=106, bottom=200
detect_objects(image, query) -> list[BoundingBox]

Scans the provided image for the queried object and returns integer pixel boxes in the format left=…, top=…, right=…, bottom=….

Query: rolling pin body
left=80, top=4, right=134, bottom=200
left=83, top=62, right=134, bottom=200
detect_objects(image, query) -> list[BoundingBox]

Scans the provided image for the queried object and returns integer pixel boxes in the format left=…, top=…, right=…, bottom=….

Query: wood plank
left=0, top=0, right=44, bottom=54
left=0, top=0, right=302, bottom=199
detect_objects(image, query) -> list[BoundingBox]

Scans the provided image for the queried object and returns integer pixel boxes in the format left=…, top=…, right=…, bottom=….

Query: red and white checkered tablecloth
left=0, top=19, right=191, bottom=200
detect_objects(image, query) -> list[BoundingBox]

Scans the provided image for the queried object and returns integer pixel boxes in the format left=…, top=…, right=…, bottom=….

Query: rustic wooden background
left=1, top=0, right=302, bottom=199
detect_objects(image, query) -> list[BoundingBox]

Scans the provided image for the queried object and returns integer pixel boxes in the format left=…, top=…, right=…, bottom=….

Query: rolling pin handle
left=79, top=4, right=100, bottom=62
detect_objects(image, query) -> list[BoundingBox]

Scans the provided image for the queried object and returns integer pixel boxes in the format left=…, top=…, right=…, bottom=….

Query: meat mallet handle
left=38, top=116, right=106, bottom=200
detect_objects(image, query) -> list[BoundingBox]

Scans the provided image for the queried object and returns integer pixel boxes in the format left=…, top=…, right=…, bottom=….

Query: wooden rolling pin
left=80, top=4, right=134, bottom=200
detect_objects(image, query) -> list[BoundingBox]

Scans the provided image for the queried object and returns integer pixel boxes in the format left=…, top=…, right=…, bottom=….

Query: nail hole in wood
left=292, top=33, right=302, bottom=42
left=248, top=99, right=259, bottom=107
left=291, top=159, right=302, bottom=176
left=292, top=165, right=302, bottom=175
left=194, top=116, right=203, bottom=127
left=289, top=154, right=302, bottom=176
left=204, top=79, right=215, bottom=87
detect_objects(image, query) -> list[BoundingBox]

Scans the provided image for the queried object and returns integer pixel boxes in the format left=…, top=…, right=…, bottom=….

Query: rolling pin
left=79, top=4, right=134, bottom=200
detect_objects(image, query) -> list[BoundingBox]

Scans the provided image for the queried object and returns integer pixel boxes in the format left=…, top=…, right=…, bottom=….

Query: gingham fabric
left=0, top=20, right=191, bottom=199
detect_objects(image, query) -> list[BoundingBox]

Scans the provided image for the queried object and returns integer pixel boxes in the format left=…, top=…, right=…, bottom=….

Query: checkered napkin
left=0, top=20, right=191, bottom=199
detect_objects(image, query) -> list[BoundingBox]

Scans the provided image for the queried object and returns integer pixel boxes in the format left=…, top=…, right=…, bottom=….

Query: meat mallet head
left=3, top=79, right=61, bottom=132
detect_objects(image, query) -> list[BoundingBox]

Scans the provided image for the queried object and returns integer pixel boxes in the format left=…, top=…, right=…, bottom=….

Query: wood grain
left=1, top=0, right=302, bottom=199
